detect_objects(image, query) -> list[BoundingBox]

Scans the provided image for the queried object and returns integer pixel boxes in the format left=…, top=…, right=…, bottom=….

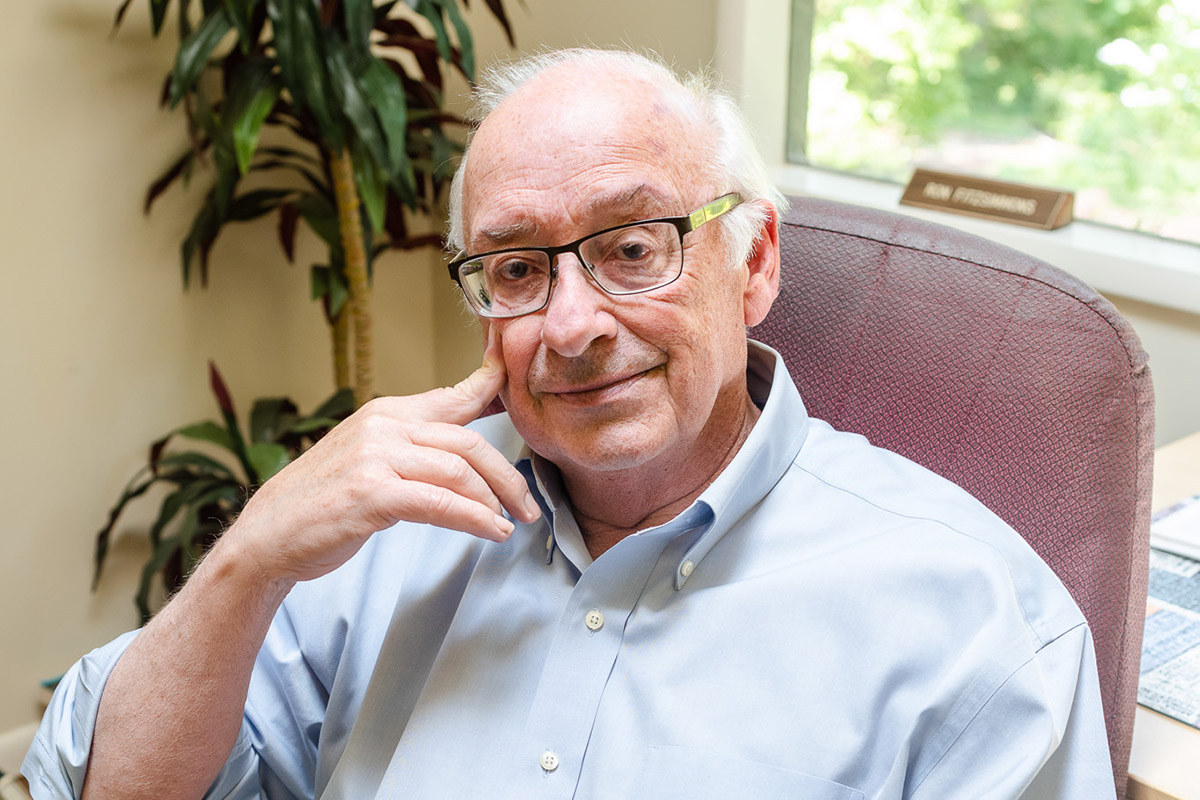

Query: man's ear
left=742, top=202, right=781, bottom=327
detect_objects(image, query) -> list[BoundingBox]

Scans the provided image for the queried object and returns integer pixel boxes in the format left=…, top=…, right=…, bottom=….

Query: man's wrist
left=195, top=524, right=296, bottom=614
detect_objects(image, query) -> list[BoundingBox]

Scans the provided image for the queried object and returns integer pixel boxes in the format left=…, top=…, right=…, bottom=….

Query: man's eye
left=492, top=258, right=541, bottom=282
left=617, top=241, right=650, bottom=261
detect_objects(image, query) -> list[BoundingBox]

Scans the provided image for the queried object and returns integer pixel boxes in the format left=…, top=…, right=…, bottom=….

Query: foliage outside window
left=788, top=0, right=1200, bottom=245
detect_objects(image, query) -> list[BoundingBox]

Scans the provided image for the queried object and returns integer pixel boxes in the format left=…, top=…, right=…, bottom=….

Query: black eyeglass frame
left=446, top=193, right=743, bottom=319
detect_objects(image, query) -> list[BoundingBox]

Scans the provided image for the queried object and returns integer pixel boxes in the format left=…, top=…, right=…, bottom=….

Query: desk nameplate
left=900, top=168, right=1074, bottom=230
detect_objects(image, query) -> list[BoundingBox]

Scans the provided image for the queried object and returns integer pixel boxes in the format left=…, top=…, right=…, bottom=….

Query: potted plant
left=93, top=0, right=516, bottom=621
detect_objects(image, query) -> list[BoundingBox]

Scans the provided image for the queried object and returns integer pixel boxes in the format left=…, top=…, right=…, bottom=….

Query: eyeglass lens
left=458, top=221, right=683, bottom=317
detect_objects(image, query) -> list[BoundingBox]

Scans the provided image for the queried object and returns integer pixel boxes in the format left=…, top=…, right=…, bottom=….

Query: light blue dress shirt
left=26, top=342, right=1115, bottom=799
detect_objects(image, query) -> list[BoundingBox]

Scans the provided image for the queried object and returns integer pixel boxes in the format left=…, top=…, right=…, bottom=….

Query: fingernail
left=523, top=493, right=541, bottom=521
left=495, top=514, right=514, bottom=538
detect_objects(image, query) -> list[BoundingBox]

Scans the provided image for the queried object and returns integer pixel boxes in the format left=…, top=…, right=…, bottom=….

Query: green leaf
left=228, top=188, right=291, bottom=221
left=343, top=0, right=375, bottom=57
left=113, top=0, right=136, bottom=32
left=434, top=0, right=474, bottom=79
left=176, top=420, right=235, bottom=452
left=181, top=193, right=221, bottom=288
left=287, top=415, right=343, bottom=434
left=310, top=263, right=349, bottom=318
left=294, top=193, right=341, bottom=249
left=154, top=451, right=238, bottom=478
left=150, top=0, right=170, bottom=35
left=223, top=0, right=260, bottom=53
left=251, top=159, right=330, bottom=199
left=212, top=139, right=240, bottom=221
left=257, top=145, right=325, bottom=169
left=353, top=143, right=386, bottom=234
left=269, top=0, right=344, bottom=150
left=311, top=387, right=357, bottom=420
left=328, top=260, right=349, bottom=317
left=325, top=36, right=390, bottom=174
left=360, top=58, right=411, bottom=182
left=311, top=264, right=329, bottom=299
left=148, top=479, right=222, bottom=547
left=178, top=0, right=194, bottom=38
left=169, top=7, right=233, bottom=108
left=137, top=533, right=182, bottom=622
left=93, top=470, right=156, bottom=590
left=250, top=397, right=299, bottom=443
left=225, top=62, right=280, bottom=175
left=413, top=0, right=452, bottom=63
left=247, top=442, right=291, bottom=482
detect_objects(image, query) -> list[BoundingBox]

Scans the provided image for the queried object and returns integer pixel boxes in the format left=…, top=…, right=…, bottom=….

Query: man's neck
left=560, top=392, right=761, bottom=560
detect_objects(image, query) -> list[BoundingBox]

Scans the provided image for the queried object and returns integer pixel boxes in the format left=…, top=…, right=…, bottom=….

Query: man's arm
left=909, top=623, right=1116, bottom=800
left=76, top=338, right=539, bottom=800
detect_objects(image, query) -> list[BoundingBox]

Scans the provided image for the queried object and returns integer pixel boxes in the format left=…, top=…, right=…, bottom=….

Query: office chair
left=756, top=196, right=1154, bottom=797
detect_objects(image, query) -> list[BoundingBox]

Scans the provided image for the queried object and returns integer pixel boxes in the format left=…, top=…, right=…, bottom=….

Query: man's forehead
left=461, top=68, right=710, bottom=247
left=472, top=183, right=680, bottom=247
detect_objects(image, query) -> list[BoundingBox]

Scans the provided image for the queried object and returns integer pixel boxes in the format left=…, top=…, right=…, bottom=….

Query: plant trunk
left=330, top=148, right=373, bottom=407
left=332, top=308, right=351, bottom=391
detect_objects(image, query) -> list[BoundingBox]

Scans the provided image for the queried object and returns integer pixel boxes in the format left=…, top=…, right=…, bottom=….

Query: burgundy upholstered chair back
left=755, top=197, right=1154, bottom=797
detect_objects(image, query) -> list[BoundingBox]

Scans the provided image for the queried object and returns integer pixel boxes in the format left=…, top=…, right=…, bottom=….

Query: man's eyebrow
left=477, top=220, right=539, bottom=247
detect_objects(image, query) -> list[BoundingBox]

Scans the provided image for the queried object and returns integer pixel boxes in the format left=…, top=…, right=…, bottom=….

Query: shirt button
left=585, top=610, right=604, bottom=631
left=540, top=750, right=560, bottom=772
left=680, top=560, right=695, bottom=578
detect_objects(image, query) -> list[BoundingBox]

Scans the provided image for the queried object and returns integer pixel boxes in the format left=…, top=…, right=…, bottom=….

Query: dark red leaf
left=379, top=31, right=446, bottom=89
left=199, top=231, right=217, bottom=287
left=384, top=189, right=408, bottom=243
left=149, top=433, right=172, bottom=477
left=145, top=146, right=207, bottom=213
left=159, top=72, right=172, bottom=108
left=320, top=0, right=340, bottom=26
left=374, top=17, right=420, bottom=37
left=391, top=232, right=444, bottom=251
left=278, top=201, right=300, bottom=262
left=208, top=361, right=236, bottom=419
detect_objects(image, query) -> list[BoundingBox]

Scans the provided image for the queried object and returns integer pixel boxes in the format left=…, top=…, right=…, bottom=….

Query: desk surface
left=1127, top=430, right=1200, bottom=800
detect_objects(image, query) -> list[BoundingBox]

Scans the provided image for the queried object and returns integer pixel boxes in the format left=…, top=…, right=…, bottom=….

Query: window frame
left=714, top=0, right=1200, bottom=317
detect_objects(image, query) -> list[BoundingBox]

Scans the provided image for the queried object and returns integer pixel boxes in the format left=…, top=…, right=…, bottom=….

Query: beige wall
left=0, top=0, right=715, bottom=734
left=4, top=0, right=1195, bottom=740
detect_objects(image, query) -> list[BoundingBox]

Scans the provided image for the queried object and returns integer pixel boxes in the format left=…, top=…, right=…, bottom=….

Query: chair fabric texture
left=756, top=196, right=1154, bottom=797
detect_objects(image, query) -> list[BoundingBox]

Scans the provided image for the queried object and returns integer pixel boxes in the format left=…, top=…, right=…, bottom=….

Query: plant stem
left=330, top=148, right=373, bottom=407
left=332, top=308, right=351, bottom=391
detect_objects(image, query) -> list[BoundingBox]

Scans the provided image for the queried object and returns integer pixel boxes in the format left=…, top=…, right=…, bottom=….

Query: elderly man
left=27, top=49, right=1114, bottom=799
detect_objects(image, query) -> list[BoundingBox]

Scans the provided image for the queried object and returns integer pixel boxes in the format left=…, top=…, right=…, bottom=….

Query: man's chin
left=509, top=407, right=669, bottom=476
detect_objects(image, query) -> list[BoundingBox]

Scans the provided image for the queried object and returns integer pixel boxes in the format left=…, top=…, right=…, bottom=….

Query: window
left=786, top=0, right=1200, bottom=245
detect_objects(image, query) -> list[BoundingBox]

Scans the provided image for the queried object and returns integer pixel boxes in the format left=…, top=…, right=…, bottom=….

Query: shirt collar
left=514, top=340, right=810, bottom=586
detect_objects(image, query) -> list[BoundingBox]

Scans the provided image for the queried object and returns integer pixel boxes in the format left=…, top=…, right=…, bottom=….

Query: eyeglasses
left=447, top=193, right=743, bottom=319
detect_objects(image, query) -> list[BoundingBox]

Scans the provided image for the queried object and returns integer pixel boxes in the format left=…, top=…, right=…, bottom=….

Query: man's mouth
left=540, top=367, right=658, bottom=404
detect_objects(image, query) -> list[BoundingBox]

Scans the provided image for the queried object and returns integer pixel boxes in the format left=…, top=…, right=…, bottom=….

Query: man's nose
left=539, top=254, right=619, bottom=358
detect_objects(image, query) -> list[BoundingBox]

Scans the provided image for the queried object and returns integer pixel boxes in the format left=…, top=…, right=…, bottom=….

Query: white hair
left=446, top=48, right=787, bottom=265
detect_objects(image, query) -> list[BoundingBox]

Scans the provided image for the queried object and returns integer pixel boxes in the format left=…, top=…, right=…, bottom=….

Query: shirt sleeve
left=909, top=623, right=1117, bottom=800
left=19, top=625, right=295, bottom=800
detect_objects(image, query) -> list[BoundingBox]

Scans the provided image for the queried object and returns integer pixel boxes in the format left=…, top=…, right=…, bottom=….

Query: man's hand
left=81, top=337, right=538, bottom=800
left=229, top=331, right=541, bottom=586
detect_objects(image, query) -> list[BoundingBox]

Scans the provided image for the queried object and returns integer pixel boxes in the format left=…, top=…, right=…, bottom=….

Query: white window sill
left=773, top=164, right=1200, bottom=318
